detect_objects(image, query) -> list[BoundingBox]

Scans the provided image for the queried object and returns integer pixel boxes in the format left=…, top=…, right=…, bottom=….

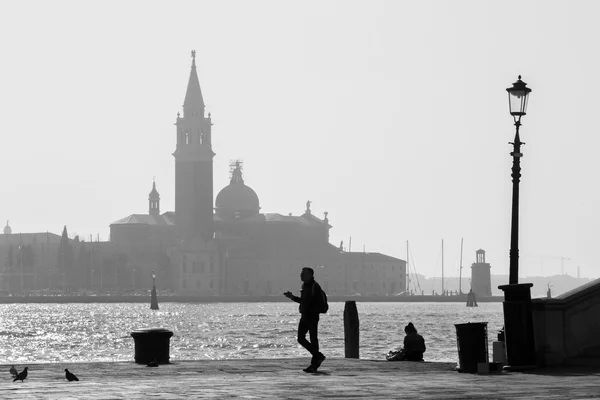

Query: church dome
left=215, top=162, right=260, bottom=219
left=3, top=220, right=11, bottom=235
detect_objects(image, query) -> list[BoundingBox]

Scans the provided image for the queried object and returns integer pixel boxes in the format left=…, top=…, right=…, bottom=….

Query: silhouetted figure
left=386, top=322, right=426, bottom=361
left=13, top=367, right=28, bottom=382
left=402, top=322, right=426, bottom=361
left=466, top=288, right=478, bottom=307
left=10, top=365, right=17, bottom=377
left=147, top=358, right=159, bottom=367
left=284, top=267, right=326, bottom=373
left=65, top=369, right=79, bottom=381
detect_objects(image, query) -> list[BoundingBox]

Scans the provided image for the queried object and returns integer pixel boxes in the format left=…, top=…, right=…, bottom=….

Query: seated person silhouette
left=387, top=322, right=426, bottom=361
left=403, top=322, right=426, bottom=361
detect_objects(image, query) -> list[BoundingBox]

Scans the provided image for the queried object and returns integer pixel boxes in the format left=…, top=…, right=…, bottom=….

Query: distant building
left=0, top=225, right=80, bottom=293
left=109, top=51, right=407, bottom=296
left=471, top=249, right=492, bottom=297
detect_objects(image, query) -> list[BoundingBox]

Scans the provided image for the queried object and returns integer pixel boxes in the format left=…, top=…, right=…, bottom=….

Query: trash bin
left=455, top=322, right=488, bottom=373
left=131, top=327, right=174, bottom=364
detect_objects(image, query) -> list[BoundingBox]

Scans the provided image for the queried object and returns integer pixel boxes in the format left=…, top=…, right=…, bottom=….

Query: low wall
left=532, top=278, right=600, bottom=367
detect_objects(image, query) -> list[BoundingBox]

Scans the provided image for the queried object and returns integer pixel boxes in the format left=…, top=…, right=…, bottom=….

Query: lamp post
left=498, top=75, right=536, bottom=370
left=19, top=245, right=24, bottom=293
left=506, top=75, right=532, bottom=285
left=150, top=270, right=159, bottom=310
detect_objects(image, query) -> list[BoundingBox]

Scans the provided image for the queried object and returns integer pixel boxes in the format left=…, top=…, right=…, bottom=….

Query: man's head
left=301, top=267, right=314, bottom=282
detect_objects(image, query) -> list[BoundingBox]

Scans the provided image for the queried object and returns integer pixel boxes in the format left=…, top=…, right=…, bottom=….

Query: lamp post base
left=150, top=286, right=159, bottom=310
left=498, top=283, right=536, bottom=370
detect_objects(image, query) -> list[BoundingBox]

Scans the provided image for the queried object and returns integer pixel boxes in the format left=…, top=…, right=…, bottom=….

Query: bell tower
left=173, top=50, right=215, bottom=242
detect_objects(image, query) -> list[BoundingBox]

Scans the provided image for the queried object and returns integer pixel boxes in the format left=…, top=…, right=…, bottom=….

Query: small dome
left=215, top=162, right=260, bottom=219
left=3, top=220, right=11, bottom=235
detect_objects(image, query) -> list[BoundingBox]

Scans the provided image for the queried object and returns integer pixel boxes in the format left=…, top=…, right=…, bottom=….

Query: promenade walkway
left=2, top=358, right=600, bottom=399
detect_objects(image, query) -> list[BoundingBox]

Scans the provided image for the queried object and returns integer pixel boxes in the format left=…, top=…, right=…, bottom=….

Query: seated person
left=388, top=322, right=426, bottom=361
left=403, top=322, right=426, bottom=361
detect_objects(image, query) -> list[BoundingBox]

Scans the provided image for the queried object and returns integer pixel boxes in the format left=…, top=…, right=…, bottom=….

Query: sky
left=1, top=0, right=599, bottom=280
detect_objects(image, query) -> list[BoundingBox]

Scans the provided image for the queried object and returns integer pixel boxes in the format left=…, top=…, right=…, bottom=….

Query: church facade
left=109, top=51, right=407, bottom=296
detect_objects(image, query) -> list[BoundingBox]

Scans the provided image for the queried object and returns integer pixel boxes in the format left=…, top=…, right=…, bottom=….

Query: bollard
left=130, top=327, right=173, bottom=364
left=344, top=300, right=359, bottom=358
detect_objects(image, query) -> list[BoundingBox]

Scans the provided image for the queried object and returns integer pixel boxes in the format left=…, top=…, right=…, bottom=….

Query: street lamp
left=499, top=75, right=536, bottom=371
left=506, top=75, right=532, bottom=284
left=19, top=245, right=23, bottom=293
left=150, top=270, right=159, bottom=310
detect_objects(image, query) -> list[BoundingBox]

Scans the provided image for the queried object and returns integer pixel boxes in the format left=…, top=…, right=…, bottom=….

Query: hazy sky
left=1, top=1, right=599, bottom=279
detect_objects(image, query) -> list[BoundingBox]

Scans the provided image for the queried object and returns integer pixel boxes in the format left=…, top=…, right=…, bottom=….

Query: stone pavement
left=1, top=358, right=600, bottom=399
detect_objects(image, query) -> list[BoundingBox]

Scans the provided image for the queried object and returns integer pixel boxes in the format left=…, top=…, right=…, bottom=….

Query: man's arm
left=284, top=291, right=300, bottom=303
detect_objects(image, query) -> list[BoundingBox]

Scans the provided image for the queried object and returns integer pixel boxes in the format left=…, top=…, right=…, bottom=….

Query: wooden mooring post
left=344, top=300, right=359, bottom=358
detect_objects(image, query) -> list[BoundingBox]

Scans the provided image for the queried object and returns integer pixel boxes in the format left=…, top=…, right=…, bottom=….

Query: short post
left=344, top=300, right=359, bottom=358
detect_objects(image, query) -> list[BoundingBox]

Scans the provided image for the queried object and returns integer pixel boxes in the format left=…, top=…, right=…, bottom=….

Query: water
left=0, top=302, right=504, bottom=364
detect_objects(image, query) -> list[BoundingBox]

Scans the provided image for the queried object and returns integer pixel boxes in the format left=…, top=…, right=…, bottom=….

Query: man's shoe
left=315, top=353, right=326, bottom=369
left=303, top=365, right=317, bottom=373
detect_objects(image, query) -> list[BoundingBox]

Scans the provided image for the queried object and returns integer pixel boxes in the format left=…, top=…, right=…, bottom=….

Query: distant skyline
left=2, top=1, right=599, bottom=279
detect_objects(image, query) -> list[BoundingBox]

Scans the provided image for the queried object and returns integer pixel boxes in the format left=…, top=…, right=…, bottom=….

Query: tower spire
left=149, top=179, right=160, bottom=216
left=183, top=49, right=205, bottom=117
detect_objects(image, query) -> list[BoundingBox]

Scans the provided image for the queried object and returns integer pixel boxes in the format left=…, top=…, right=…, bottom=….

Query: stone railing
left=531, top=277, right=600, bottom=367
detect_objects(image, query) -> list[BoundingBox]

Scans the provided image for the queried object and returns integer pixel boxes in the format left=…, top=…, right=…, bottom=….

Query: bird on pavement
left=13, top=367, right=28, bottom=382
left=65, top=369, right=79, bottom=381
left=10, top=365, right=17, bottom=377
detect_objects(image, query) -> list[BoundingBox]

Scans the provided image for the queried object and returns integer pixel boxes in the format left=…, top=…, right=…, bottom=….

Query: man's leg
left=307, top=315, right=319, bottom=358
left=298, top=315, right=318, bottom=357
left=307, top=315, right=326, bottom=368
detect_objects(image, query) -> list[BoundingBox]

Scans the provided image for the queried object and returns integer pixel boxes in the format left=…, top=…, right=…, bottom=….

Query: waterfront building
left=2, top=52, right=405, bottom=296
left=0, top=223, right=116, bottom=294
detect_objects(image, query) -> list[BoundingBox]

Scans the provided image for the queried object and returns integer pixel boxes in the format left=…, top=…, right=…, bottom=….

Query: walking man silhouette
left=284, top=267, right=326, bottom=372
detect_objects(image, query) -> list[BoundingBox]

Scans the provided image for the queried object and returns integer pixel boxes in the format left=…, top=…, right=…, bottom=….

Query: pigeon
left=9, top=365, right=17, bottom=377
left=64, top=369, right=79, bottom=381
left=13, top=367, right=28, bottom=382
left=146, top=359, right=159, bottom=368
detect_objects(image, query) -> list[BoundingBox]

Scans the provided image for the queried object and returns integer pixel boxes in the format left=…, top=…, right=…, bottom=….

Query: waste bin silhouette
left=455, top=322, right=488, bottom=373
left=131, top=327, right=174, bottom=364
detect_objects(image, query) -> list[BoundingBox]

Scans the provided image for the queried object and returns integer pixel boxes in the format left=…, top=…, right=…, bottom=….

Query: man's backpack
left=313, top=284, right=329, bottom=314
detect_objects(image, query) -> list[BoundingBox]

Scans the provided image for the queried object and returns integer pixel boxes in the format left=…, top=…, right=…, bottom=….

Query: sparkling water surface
left=0, top=302, right=503, bottom=364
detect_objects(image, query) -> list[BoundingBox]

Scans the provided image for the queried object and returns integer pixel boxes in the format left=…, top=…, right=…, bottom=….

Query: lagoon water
left=0, top=302, right=504, bottom=364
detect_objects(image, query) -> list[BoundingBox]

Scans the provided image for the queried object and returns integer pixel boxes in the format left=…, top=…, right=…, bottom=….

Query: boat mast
left=459, top=238, right=464, bottom=295
left=406, top=240, right=410, bottom=292
left=441, top=239, right=444, bottom=295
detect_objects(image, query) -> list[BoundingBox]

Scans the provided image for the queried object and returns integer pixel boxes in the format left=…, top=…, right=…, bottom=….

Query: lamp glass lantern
left=506, top=75, right=532, bottom=121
